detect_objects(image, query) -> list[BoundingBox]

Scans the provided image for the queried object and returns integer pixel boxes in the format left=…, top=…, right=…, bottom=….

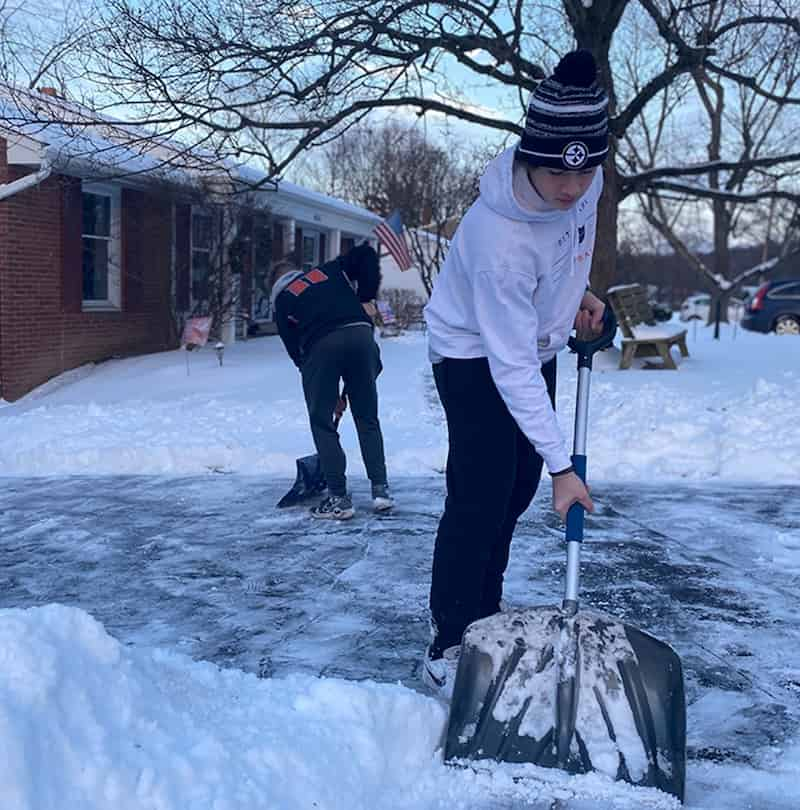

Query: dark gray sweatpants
left=301, top=324, right=387, bottom=496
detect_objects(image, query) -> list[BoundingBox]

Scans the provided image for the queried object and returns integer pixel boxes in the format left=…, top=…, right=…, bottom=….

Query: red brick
left=0, top=166, right=176, bottom=401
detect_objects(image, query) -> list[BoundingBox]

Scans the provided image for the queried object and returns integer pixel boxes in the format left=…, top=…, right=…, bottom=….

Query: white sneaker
left=422, top=644, right=461, bottom=701
left=371, top=483, right=394, bottom=513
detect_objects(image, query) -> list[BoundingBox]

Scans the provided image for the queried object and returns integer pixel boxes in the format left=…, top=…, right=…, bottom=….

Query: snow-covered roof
left=232, top=164, right=380, bottom=227
left=0, top=85, right=224, bottom=189
left=0, top=85, right=380, bottom=232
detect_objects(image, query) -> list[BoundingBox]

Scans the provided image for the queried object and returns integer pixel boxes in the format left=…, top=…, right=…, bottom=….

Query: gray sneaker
left=371, top=483, right=394, bottom=513
left=310, top=493, right=354, bottom=520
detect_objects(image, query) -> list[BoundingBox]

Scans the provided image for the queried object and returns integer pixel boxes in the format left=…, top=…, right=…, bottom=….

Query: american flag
left=376, top=299, right=396, bottom=325
left=374, top=209, right=413, bottom=272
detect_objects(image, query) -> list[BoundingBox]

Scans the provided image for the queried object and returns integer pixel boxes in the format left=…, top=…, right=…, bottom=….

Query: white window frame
left=190, top=207, right=215, bottom=312
left=81, top=182, right=121, bottom=310
left=301, top=229, right=321, bottom=273
left=252, top=217, right=273, bottom=322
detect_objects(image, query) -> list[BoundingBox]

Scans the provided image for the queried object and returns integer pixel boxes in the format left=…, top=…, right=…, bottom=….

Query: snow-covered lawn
left=1, top=320, right=797, bottom=483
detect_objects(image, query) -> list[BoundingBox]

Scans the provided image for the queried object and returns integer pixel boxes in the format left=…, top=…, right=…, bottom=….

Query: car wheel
left=774, top=315, right=800, bottom=336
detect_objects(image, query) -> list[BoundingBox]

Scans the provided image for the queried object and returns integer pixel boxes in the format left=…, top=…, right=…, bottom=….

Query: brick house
left=0, top=87, right=380, bottom=402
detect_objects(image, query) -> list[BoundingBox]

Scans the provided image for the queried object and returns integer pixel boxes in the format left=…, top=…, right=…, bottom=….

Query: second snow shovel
left=276, top=391, right=347, bottom=508
left=444, top=308, right=687, bottom=803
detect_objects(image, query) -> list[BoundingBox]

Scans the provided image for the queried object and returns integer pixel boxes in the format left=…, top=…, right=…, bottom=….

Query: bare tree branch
left=645, top=180, right=800, bottom=205
left=4, top=0, right=800, bottom=300
left=622, top=153, right=800, bottom=194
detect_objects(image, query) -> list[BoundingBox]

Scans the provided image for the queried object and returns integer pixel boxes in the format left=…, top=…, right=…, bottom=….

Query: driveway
left=1, top=475, right=798, bottom=806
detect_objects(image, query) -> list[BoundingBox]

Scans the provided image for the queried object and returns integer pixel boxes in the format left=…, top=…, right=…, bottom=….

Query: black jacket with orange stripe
left=274, top=243, right=381, bottom=368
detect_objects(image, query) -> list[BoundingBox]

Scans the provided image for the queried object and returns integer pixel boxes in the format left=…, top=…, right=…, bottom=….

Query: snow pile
left=460, top=608, right=655, bottom=784
left=0, top=604, right=681, bottom=810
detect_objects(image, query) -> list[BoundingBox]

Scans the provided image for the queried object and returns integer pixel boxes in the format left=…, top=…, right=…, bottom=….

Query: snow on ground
left=2, top=477, right=798, bottom=810
left=0, top=604, right=686, bottom=810
left=0, top=319, right=797, bottom=483
left=1, top=320, right=798, bottom=809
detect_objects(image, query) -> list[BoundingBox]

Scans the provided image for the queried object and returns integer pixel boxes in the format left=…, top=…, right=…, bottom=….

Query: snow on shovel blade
left=444, top=608, right=686, bottom=803
left=276, top=454, right=328, bottom=508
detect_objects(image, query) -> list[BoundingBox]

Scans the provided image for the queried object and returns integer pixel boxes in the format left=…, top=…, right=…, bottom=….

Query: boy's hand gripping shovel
left=444, top=307, right=687, bottom=803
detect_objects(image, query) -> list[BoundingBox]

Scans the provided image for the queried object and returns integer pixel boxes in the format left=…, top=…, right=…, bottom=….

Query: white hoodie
left=424, top=146, right=603, bottom=473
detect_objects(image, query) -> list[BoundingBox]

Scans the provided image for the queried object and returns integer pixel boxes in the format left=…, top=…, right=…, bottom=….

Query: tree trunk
left=590, top=161, right=620, bottom=295
left=565, top=0, right=627, bottom=295
left=709, top=195, right=732, bottom=327
left=708, top=290, right=733, bottom=334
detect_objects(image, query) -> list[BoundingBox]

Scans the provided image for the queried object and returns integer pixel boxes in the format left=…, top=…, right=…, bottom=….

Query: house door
left=301, top=230, right=320, bottom=272
left=251, top=218, right=273, bottom=322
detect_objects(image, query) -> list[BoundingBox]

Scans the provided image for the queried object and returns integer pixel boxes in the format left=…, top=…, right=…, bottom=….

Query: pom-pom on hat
left=517, top=49, right=609, bottom=171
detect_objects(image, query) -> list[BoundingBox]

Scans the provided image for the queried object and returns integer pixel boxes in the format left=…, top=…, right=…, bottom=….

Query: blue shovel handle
left=563, top=306, right=616, bottom=540
left=565, top=454, right=587, bottom=542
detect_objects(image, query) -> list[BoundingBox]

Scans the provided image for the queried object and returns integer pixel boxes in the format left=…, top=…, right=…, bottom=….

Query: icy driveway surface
left=1, top=475, right=799, bottom=798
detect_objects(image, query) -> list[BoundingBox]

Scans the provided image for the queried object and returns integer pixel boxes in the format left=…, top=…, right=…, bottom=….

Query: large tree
left=9, top=0, right=800, bottom=292
left=308, top=121, right=483, bottom=293
left=620, top=0, right=800, bottom=324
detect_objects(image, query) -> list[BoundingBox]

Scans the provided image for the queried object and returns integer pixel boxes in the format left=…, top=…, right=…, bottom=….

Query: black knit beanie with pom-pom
left=517, top=49, right=609, bottom=171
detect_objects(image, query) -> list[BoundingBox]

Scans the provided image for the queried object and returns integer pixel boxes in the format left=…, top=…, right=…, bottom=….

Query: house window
left=82, top=184, right=121, bottom=309
left=301, top=231, right=319, bottom=272
left=253, top=218, right=273, bottom=320
left=191, top=210, right=214, bottom=308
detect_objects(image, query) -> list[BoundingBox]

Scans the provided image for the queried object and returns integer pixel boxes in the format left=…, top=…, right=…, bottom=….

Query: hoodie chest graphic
left=548, top=213, right=595, bottom=284
left=573, top=213, right=596, bottom=266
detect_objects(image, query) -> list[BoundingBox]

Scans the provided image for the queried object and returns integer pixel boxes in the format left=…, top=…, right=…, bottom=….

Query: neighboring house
left=0, top=86, right=380, bottom=402
left=379, top=247, right=428, bottom=300
left=379, top=227, right=450, bottom=302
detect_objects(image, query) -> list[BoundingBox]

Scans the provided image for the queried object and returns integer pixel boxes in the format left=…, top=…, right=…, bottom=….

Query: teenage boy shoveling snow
left=422, top=49, right=609, bottom=698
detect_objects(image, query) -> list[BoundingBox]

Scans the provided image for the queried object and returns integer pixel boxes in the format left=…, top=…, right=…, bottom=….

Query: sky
left=1, top=318, right=799, bottom=809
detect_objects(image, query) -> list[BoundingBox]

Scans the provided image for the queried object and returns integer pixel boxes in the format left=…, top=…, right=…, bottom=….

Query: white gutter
left=0, top=159, right=53, bottom=201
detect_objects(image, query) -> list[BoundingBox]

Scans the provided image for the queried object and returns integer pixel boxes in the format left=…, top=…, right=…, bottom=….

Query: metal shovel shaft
left=563, top=364, right=592, bottom=612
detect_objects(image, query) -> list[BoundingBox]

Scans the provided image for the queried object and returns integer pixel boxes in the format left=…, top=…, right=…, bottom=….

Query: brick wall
left=0, top=168, right=177, bottom=401
left=0, top=138, right=6, bottom=399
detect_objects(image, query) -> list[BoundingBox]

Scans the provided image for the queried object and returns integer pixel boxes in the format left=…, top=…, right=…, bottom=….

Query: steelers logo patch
left=562, top=141, right=588, bottom=169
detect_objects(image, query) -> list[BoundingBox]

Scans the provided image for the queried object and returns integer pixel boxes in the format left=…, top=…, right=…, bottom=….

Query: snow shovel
left=276, top=391, right=346, bottom=508
left=444, top=308, right=687, bottom=803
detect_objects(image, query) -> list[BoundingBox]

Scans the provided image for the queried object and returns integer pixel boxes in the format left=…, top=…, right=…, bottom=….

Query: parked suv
left=741, top=279, right=800, bottom=335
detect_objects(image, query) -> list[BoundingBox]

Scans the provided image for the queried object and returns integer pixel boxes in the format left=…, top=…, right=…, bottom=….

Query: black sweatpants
left=429, top=355, right=557, bottom=651
left=301, top=324, right=387, bottom=496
